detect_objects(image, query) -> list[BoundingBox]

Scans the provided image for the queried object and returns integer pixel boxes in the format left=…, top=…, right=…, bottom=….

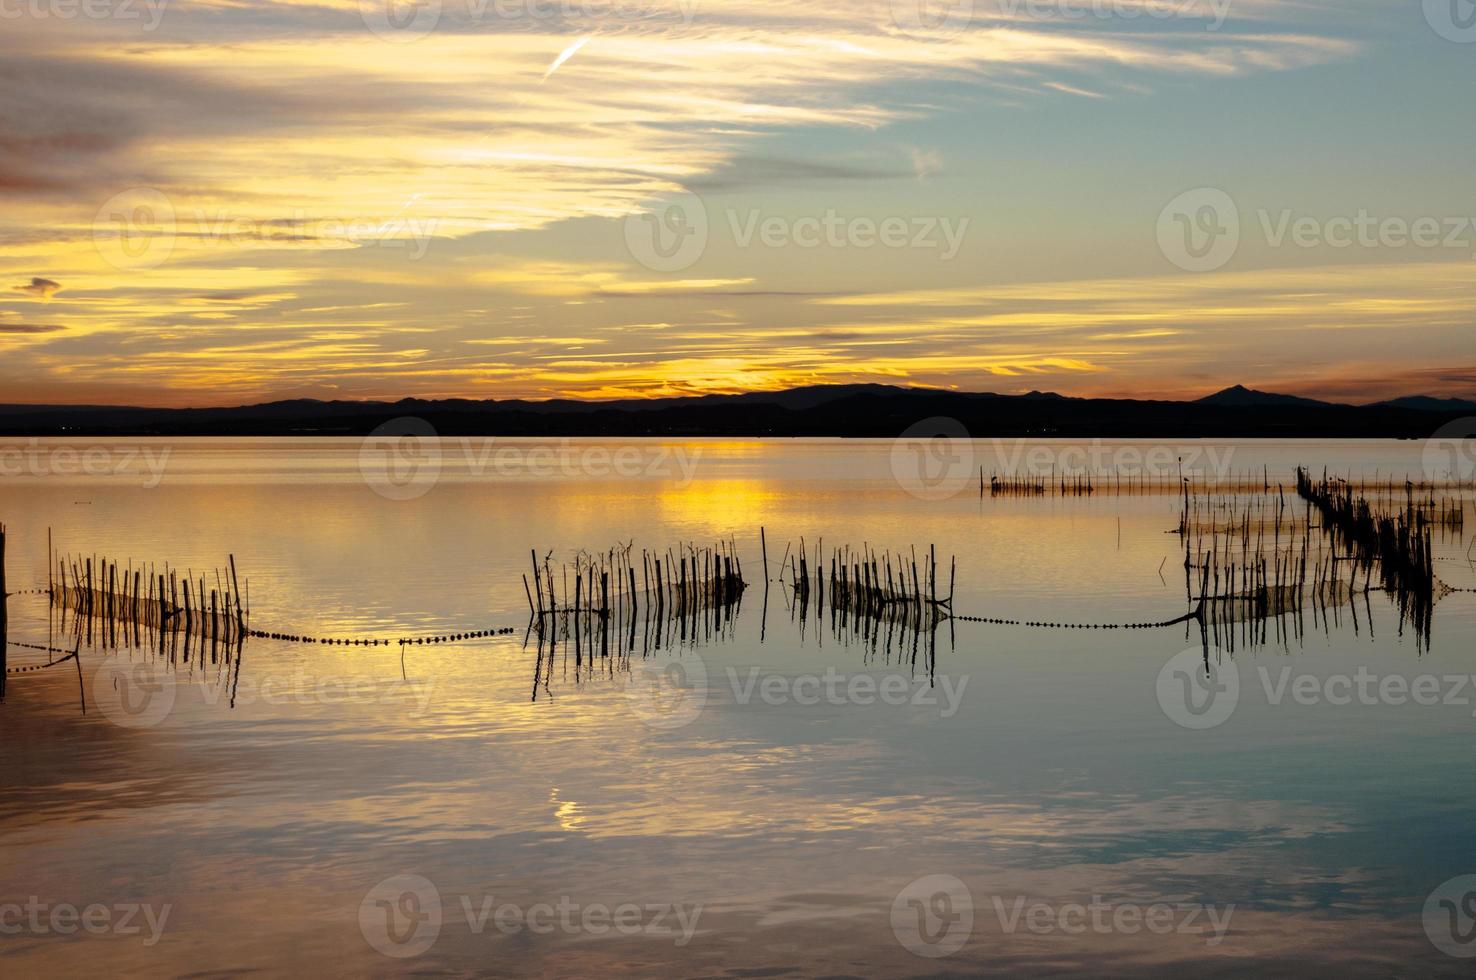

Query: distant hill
left=1195, top=385, right=1335, bottom=409
left=1371, top=395, right=1476, bottom=413
left=1, top=383, right=1472, bottom=438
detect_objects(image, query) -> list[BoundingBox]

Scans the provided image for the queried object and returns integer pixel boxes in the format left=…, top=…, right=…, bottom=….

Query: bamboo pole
left=1, top=524, right=8, bottom=700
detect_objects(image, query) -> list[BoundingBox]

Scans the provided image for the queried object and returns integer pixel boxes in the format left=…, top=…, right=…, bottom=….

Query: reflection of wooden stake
left=1, top=524, right=8, bottom=699
left=229, top=554, right=244, bottom=627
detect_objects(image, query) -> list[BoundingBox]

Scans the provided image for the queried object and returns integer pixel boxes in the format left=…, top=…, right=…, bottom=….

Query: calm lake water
left=2, top=437, right=1475, bottom=977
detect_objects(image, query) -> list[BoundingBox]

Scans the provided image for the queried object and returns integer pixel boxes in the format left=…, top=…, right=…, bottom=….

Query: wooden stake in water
left=1, top=524, right=8, bottom=700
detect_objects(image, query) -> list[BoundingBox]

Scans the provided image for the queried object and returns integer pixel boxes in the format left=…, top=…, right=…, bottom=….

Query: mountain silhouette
left=1195, top=385, right=1333, bottom=409
left=3, top=384, right=1472, bottom=437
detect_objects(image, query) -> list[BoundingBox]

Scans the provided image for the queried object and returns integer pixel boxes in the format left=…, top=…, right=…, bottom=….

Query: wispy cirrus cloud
left=3, top=5, right=1357, bottom=254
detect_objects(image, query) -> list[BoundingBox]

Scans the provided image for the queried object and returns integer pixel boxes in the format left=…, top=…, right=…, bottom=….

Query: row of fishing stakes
left=1167, top=467, right=1450, bottom=652
left=978, top=466, right=1290, bottom=499
left=529, top=567, right=744, bottom=702
left=525, top=539, right=746, bottom=627
left=979, top=466, right=1291, bottom=499
left=983, top=470, right=1095, bottom=497
left=1179, top=493, right=1337, bottom=654
left=1296, top=467, right=1438, bottom=599
left=772, top=536, right=955, bottom=625
left=47, top=533, right=249, bottom=647
left=982, top=464, right=1476, bottom=501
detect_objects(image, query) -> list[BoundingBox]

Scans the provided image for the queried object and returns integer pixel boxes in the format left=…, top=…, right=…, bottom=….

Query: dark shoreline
left=1, top=385, right=1471, bottom=438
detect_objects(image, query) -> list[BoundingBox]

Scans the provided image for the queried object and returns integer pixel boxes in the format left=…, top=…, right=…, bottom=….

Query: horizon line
left=2, top=382, right=1474, bottom=414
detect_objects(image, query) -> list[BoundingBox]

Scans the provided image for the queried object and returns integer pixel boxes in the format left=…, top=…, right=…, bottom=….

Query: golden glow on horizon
left=6, top=252, right=1474, bottom=404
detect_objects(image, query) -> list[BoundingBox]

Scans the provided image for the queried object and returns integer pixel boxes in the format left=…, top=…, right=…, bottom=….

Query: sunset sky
left=2, top=0, right=1473, bottom=406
